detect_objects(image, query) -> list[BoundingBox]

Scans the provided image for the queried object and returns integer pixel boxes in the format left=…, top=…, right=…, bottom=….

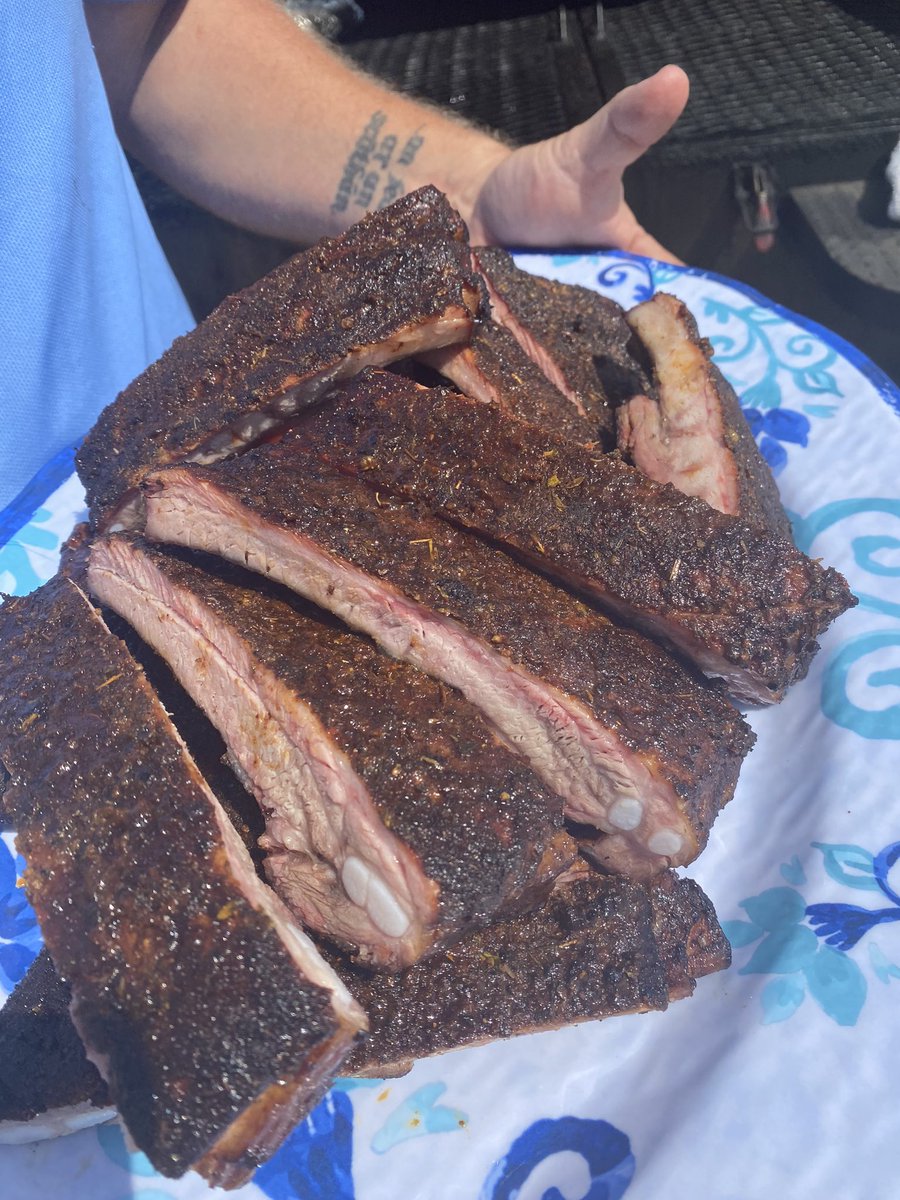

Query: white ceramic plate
left=2, top=252, right=899, bottom=1200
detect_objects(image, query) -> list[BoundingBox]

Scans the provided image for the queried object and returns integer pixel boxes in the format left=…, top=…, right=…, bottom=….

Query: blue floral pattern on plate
left=790, top=499, right=900, bottom=741
left=481, top=1116, right=635, bottom=1200
left=724, top=840, right=900, bottom=1026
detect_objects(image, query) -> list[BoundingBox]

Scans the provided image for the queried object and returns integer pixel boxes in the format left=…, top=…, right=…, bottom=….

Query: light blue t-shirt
left=0, top=2, right=194, bottom=517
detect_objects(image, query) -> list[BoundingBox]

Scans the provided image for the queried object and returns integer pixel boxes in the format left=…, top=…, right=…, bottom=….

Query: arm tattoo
left=331, top=114, right=426, bottom=214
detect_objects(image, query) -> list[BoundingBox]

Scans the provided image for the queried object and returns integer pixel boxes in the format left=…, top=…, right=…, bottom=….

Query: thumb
left=467, top=65, right=689, bottom=251
left=560, top=65, right=690, bottom=177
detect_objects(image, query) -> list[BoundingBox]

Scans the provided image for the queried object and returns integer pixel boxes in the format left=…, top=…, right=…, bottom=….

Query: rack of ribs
left=0, top=184, right=859, bottom=1184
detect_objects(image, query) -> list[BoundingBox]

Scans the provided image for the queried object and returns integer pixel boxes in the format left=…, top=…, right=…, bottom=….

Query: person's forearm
left=87, top=0, right=510, bottom=244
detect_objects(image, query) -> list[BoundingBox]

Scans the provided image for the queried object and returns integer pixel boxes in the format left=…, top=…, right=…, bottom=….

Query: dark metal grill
left=345, top=13, right=606, bottom=145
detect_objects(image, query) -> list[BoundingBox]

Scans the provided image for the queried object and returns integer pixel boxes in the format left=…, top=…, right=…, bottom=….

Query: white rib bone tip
left=341, top=856, right=370, bottom=907
left=0, top=1103, right=117, bottom=1144
left=341, top=856, right=410, bottom=938
left=365, top=873, right=411, bottom=938
left=607, top=798, right=643, bottom=831
left=647, top=829, right=683, bottom=857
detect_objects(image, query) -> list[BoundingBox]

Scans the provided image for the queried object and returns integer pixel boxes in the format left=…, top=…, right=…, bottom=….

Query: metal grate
left=599, top=0, right=900, bottom=166
left=344, top=13, right=607, bottom=145
left=347, top=1, right=900, bottom=170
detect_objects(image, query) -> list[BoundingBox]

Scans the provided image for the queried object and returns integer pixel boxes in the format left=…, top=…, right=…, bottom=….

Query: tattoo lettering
left=371, top=134, right=397, bottom=169
left=331, top=116, right=427, bottom=214
left=377, top=173, right=405, bottom=209
left=397, top=133, right=424, bottom=167
left=331, top=111, right=387, bottom=214
left=356, top=171, right=380, bottom=208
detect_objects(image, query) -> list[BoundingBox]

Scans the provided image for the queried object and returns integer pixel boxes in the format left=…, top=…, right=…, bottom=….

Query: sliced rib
left=142, top=453, right=754, bottom=877
left=474, top=246, right=656, bottom=444
left=0, top=577, right=365, bottom=1187
left=619, top=292, right=793, bottom=539
left=76, top=186, right=482, bottom=528
left=420, top=316, right=597, bottom=443
left=87, top=538, right=574, bottom=968
left=285, top=369, right=855, bottom=704
left=340, top=869, right=731, bottom=1077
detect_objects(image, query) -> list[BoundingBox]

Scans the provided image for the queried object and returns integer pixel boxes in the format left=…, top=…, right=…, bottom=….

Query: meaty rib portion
left=474, top=247, right=655, bottom=444
left=76, top=186, right=482, bottom=528
left=292, top=370, right=855, bottom=704
left=88, top=538, right=573, bottom=968
left=0, top=577, right=365, bottom=1187
left=647, top=869, right=731, bottom=998
left=340, top=869, right=730, bottom=1076
left=619, top=293, right=793, bottom=539
left=143, top=455, right=753, bottom=877
left=420, top=317, right=596, bottom=443
left=0, top=869, right=729, bottom=1119
left=0, top=950, right=113, bottom=1145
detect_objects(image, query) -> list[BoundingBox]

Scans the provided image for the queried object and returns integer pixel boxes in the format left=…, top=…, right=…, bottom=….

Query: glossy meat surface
left=0, top=577, right=364, bottom=1185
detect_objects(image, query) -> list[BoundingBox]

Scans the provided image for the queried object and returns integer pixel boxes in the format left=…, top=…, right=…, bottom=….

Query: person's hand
left=466, top=66, right=689, bottom=264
